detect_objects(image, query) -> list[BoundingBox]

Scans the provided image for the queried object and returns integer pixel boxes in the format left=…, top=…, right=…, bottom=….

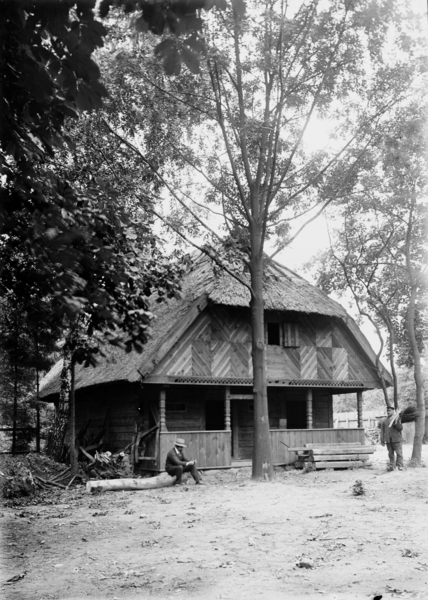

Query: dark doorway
left=287, top=400, right=307, bottom=429
left=205, top=400, right=224, bottom=430
left=231, top=400, right=253, bottom=459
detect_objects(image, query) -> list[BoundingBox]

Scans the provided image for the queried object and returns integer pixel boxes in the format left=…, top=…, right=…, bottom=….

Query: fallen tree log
left=86, top=472, right=180, bottom=493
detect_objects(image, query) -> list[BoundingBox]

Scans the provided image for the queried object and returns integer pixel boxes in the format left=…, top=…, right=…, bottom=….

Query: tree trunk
left=384, top=314, right=398, bottom=409
left=86, top=472, right=181, bottom=493
left=69, top=360, right=78, bottom=475
left=12, top=354, right=18, bottom=455
left=46, top=341, right=73, bottom=461
left=36, top=368, right=40, bottom=453
left=408, top=297, right=425, bottom=463
left=249, top=232, right=274, bottom=480
left=405, top=187, right=425, bottom=464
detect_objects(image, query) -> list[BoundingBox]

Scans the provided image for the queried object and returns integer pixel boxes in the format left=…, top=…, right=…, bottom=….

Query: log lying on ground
left=86, top=472, right=178, bottom=493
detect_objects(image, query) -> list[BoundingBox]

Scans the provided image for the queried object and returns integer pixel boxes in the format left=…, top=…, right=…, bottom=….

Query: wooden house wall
left=69, top=379, right=334, bottom=461
left=72, top=382, right=143, bottom=451
left=152, top=307, right=378, bottom=384
left=267, top=388, right=333, bottom=429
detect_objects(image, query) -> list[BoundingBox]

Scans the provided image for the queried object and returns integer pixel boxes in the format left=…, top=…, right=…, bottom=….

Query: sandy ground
left=1, top=444, right=428, bottom=600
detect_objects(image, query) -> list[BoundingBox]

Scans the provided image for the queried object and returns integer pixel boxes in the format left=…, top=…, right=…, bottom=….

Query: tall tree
left=102, top=1, right=425, bottom=478
left=314, top=97, right=427, bottom=463
left=0, top=1, right=187, bottom=464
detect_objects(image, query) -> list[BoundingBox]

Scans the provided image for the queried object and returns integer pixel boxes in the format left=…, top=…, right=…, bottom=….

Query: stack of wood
left=291, top=442, right=375, bottom=470
left=80, top=447, right=131, bottom=479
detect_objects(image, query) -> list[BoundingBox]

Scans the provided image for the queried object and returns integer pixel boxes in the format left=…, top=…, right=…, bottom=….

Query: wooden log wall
left=72, top=382, right=143, bottom=451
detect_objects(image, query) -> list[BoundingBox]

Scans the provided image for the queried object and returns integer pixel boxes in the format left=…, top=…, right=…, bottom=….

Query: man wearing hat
left=165, top=438, right=204, bottom=485
left=380, top=406, right=404, bottom=470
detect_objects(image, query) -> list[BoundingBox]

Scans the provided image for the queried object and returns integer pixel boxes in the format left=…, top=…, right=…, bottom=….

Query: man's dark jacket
left=380, top=416, right=403, bottom=444
left=165, top=447, right=189, bottom=471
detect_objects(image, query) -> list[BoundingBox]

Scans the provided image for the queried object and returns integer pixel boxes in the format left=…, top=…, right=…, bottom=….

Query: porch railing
left=159, top=428, right=364, bottom=469
left=270, top=428, right=365, bottom=465
left=159, top=431, right=232, bottom=469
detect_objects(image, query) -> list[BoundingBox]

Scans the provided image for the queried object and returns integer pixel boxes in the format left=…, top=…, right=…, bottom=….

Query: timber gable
left=145, top=305, right=381, bottom=388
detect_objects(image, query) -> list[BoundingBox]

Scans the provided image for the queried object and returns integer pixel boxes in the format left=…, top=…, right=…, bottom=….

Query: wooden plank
left=311, top=447, right=374, bottom=455
left=316, top=318, right=332, bottom=347
left=283, top=348, right=300, bottom=378
left=317, top=347, right=333, bottom=379
left=192, top=341, right=212, bottom=376
left=314, top=460, right=372, bottom=469
left=230, top=342, right=251, bottom=377
left=312, top=454, right=371, bottom=461
left=306, top=443, right=364, bottom=448
left=300, top=346, right=317, bottom=379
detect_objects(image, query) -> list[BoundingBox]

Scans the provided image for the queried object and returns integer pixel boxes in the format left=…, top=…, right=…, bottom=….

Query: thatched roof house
left=40, top=253, right=390, bottom=470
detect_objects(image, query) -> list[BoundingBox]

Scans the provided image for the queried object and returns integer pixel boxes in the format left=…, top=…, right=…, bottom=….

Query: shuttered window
left=283, top=323, right=299, bottom=348
left=266, top=322, right=299, bottom=347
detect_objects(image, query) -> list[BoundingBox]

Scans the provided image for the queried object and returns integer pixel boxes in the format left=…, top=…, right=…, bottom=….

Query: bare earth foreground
left=1, top=445, right=427, bottom=600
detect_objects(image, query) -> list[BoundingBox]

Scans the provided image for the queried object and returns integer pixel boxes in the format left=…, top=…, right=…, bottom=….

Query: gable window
left=267, top=322, right=281, bottom=346
left=283, top=323, right=299, bottom=348
left=266, top=321, right=300, bottom=347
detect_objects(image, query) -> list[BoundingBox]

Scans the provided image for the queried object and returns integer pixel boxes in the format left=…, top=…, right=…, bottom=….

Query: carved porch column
left=159, top=387, right=167, bottom=432
left=357, top=390, right=363, bottom=428
left=224, top=386, right=231, bottom=431
left=306, top=388, right=313, bottom=429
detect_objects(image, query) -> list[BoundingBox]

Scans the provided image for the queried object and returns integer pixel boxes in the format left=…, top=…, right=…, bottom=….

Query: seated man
left=165, top=438, right=204, bottom=485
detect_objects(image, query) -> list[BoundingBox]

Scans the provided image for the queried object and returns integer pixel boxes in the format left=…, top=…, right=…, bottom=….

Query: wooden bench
left=288, top=442, right=375, bottom=470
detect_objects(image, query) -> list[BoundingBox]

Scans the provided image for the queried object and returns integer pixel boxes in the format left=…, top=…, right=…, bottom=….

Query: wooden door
left=231, top=400, right=254, bottom=459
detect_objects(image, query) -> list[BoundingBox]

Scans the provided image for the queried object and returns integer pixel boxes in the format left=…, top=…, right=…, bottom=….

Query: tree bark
left=46, top=340, right=74, bottom=461
left=86, top=472, right=181, bottom=493
left=249, top=228, right=274, bottom=480
left=36, top=368, right=40, bottom=453
left=69, top=360, right=78, bottom=475
left=405, top=189, right=425, bottom=463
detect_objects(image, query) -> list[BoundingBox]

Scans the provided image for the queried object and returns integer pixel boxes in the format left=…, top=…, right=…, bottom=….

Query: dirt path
left=2, top=445, right=427, bottom=600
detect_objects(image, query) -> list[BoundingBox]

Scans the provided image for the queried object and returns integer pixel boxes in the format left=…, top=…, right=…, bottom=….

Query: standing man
left=380, top=407, right=404, bottom=471
left=165, top=438, right=204, bottom=485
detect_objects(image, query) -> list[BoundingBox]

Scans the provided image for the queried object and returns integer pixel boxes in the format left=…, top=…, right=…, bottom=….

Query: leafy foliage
left=1, top=1, right=186, bottom=360
left=98, top=0, right=227, bottom=74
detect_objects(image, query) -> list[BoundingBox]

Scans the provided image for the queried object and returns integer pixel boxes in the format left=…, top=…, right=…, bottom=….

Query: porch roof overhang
left=142, top=374, right=379, bottom=393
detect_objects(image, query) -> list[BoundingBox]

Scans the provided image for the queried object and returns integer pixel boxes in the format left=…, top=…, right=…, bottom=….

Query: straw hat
left=175, top=438, right=187, bottom=448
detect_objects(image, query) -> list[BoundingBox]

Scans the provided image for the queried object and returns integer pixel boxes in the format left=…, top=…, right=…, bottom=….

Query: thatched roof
left=39, top=252, right=386, bottom=399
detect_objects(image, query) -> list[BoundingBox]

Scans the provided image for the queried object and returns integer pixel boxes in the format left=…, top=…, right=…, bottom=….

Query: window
left=266, top=321, right=299, bottom=347
left=283, top=323, right=299, bottom=347
left=267, top=322, right=281, bottom=345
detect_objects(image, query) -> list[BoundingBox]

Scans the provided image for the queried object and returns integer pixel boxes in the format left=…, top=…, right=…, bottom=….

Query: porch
left=156, top=427, right=365, bottom=471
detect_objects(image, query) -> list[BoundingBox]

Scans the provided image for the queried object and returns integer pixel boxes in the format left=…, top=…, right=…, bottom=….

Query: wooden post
left=159, top=388, right=166, bottom=432
left=225, top=386, right=231, bottom=431
left=357, top=391, right=363, bottom=428
left=306, top=389, right=313, bottom=429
